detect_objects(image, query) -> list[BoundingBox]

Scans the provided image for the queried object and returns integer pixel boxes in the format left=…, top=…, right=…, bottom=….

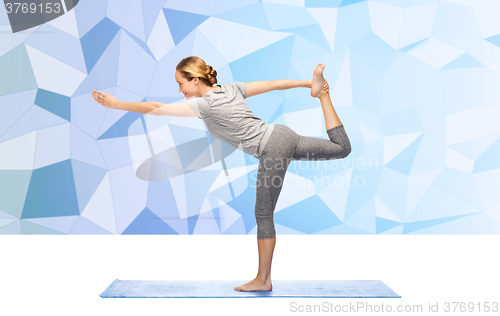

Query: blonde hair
left=176, top=56, right=218, bottom=86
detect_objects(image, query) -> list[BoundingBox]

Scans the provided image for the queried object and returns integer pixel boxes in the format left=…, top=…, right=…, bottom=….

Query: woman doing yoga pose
left=91, top=56, right=351, bottom=292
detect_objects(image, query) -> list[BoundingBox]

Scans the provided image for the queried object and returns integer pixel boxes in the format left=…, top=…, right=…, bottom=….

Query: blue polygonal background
left=0, top=0, right=499, bottom=235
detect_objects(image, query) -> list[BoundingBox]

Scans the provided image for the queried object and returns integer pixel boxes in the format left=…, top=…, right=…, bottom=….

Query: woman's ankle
left=256, top=273, right=271, bottom=282
left=318, top=90, right=330, bottom=99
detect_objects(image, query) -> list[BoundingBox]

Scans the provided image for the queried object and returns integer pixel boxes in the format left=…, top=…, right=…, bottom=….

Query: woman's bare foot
left=234, top=278, right=272, bottom=292
left=311, top=63, right=326, bottom=98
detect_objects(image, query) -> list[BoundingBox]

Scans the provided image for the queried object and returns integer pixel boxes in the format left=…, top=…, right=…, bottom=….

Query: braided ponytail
left=176, top=56, right=218, bottom=87
left=205, top=65, right=218, bottom=85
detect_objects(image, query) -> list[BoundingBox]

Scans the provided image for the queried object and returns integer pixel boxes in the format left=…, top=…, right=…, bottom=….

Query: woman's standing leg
left=234, top=125, right=298, bottom=292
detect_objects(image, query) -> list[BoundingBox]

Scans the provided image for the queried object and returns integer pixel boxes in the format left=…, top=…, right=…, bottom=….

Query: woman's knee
left=340, top=143, right=351, bottom=158
left=256, top=216, right=276, bottom=239
left=257, top=231, right=276, bottom=239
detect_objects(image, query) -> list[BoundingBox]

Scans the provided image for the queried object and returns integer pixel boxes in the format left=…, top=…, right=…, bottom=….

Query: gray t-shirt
left=186, top=82, right=275, bottom=158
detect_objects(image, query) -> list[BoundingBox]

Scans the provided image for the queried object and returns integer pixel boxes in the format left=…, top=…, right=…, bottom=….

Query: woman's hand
left=92, top=91, right=117, bottom=109
left=322, top=80, right=329, bottom=93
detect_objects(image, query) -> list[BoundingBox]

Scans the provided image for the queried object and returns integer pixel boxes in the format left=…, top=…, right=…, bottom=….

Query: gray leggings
left=255, top=124, right=351, bottom=239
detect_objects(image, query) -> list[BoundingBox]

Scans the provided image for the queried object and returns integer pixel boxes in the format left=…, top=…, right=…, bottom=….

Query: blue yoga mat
left=100, top=279, right=400, bottom=298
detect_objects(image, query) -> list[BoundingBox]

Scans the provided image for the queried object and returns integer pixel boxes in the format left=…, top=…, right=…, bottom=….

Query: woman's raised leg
left=292, top=123, right=351, bottom=161
left=311, top=63, right=343, bottom=130
left=292, top=64, right=351, bottom=161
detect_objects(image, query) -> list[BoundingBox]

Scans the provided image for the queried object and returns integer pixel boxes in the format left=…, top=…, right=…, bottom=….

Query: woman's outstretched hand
left=92, top=91, right=117, bottom=109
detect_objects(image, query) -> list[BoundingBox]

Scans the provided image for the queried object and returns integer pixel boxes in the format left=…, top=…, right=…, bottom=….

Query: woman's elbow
left=146, top=102, right=163, bottom=116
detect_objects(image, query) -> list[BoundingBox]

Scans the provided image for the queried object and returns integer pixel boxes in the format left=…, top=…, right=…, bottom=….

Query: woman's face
left=175, top=70, right=198, bottom=99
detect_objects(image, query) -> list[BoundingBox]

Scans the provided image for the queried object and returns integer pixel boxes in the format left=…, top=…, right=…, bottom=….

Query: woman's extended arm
left=245, top=80, right=312, bottom=98
left=114, top=101, right=159, bottom=114
left=92, top=90, right=156, bottom=113
left=91, top=91, right=199, bottom=117
left=269, top=79, right=312, bottom=90
left=245, top=79, right=329, bottom=98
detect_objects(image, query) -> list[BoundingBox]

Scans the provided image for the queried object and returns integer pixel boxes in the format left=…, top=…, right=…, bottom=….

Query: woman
left=92, top=56, right=351, bottom=292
